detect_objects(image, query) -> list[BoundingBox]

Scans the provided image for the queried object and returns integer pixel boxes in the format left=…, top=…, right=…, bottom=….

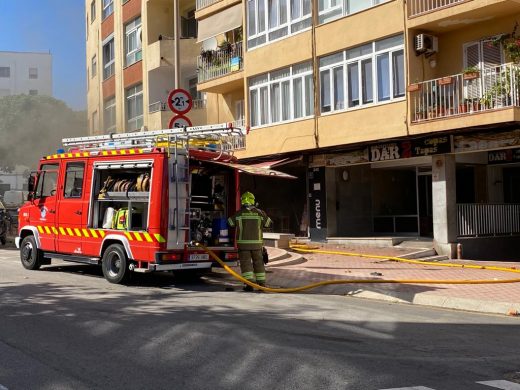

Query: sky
left=0, top=0, right=86, bottom=111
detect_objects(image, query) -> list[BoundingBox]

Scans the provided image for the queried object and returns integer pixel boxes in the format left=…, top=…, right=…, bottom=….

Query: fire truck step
left=43, top=253, right=101, bottom=265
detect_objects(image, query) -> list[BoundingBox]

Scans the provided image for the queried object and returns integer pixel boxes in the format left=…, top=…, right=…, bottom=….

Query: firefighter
left=228, top=191, right=272, bottom=291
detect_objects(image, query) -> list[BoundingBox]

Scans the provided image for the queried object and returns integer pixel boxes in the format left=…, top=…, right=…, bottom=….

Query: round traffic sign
left=167, top=88, right=193, bottom=114
left=169, top=114, right=193, bottom=129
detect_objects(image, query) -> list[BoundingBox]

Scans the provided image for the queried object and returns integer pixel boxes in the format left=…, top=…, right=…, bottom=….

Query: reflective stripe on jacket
left=228, top=207, right=272, bottom=250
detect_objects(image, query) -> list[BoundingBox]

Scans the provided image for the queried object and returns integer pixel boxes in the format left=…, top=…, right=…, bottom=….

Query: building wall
left=0, top=51, right=52, bottom=97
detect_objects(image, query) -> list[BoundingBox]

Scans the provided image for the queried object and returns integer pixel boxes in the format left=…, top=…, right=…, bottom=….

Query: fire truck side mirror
left=27, top=172, right=38, bottom=200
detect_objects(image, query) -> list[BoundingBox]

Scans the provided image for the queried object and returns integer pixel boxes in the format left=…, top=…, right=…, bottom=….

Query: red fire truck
left=16, top=124, right=293, bottom=284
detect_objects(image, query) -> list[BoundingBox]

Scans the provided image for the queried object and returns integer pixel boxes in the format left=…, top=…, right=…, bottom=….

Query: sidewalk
left=230, top=245, right=520, bottom=316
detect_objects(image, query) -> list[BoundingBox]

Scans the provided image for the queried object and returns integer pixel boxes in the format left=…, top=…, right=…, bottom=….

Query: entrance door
left=417, top=171, right=433, bottom=237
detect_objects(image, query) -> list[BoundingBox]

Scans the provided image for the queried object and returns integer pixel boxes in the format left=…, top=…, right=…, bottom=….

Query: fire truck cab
left=16, top=124, right=292, bottom=284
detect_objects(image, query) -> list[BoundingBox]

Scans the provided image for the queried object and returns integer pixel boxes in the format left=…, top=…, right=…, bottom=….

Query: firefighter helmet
left=241, top=191, right=255, bottom=206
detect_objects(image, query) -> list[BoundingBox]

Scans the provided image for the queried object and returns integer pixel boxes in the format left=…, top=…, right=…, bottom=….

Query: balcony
left=408, top=0, right=466, bottom=17
left=196, top=0, right=221, bottom=11
left=197, top=42, right=243, bottom=84
left=410, top=63, right=520, bottom=124
left=147, top=39, right=174, bottom=71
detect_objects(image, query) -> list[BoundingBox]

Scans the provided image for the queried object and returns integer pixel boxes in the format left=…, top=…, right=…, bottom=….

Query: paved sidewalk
left=235, top=244, right=520, bottom=316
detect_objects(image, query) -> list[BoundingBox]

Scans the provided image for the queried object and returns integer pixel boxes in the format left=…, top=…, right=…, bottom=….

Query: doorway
left=417, top=168, right=433, bottom=237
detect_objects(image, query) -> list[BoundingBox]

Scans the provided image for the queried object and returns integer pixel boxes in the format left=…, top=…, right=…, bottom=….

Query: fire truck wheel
left=102, top=244, right=130, bottom=284
left=20, top=235, right=43, bottom=270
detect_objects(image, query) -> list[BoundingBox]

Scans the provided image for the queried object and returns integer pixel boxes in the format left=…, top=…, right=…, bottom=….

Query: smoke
left=0, top=95, right=87, bottom=170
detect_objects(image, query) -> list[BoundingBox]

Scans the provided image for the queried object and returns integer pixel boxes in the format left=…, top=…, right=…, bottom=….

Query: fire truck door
left=31, top=163, right=59, bottom=252
left=56, top=161, right=86, bottom=254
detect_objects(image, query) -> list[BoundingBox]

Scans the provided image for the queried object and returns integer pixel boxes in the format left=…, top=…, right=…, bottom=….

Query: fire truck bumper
left=149, top=262, right=213, bottom=271
left=15, top=237, right=21, bottom=248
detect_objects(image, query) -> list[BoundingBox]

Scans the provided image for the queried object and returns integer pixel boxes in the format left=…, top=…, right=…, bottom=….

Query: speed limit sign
left=167, top=88, right=192, bottom=115
left=169, top=114, right=193, bottom=129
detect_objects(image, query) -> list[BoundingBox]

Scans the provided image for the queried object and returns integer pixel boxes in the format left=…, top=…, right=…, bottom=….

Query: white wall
left=0, top=51, right=52, bottom=97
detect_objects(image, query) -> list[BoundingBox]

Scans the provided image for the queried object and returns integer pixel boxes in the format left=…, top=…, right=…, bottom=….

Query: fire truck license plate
left=189, top=254, right=209, bottom=261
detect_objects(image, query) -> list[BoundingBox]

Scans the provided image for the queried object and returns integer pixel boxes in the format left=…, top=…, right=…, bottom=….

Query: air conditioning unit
left=415, top=33, right=438, bottom=54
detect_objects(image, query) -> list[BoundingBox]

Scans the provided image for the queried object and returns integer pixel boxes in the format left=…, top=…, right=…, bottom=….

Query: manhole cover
left=504, top=371, right=520, bottom=383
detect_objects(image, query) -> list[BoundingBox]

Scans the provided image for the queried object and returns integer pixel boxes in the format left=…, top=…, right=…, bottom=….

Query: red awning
left=207, top=160, right=297, bottom=179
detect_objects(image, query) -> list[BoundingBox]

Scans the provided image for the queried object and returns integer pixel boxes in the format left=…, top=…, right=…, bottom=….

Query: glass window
left=125, top=17, right=142, bottom=67
left=102, top=0, right=113, bottom=20
left=91, top=55, right=97, bottom=78
left=126, top=84, right=143, bottom=131
left=319, top=34, right=405, bottom=113
left=320, top=0, right=389, bottom=24
left=103, top=37, right=115, bottom=80
left=247, top=0, right=311, bottom=49
left=0, top=67, right=10, bottom=78
left=104, top=97, right=116, bottom=133
left=29, top=68, right=38, bottom=79
left=36, top=164, right=59, bottom=198
left=29, top=90, right=38, bottom=96
left=249, top=61, right=313, bottom=128
left=64, top=162, right=85, bottom=198
left=91, top=0, right=96, bottom=23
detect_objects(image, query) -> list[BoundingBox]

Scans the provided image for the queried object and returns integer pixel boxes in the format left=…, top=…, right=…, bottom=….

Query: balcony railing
left=408, top=0, right=466, bottom=17
left=197, top=42, right=243, bottom=83
left=196, top=0, right=221, bottom=10
left=149, top=99, right=207, bottom=114
left=410, top=63, right=520, bottom=123
left=457, top=203, right=520, bottom=237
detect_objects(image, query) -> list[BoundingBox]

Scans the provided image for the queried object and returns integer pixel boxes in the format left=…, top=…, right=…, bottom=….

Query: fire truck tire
left=20, top=235, right=43, bottom=270
left=102, top=244, right=130, bottom=284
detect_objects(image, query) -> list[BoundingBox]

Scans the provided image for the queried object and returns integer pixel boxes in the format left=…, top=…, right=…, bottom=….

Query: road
left=0, top=246, right=519, bottom=390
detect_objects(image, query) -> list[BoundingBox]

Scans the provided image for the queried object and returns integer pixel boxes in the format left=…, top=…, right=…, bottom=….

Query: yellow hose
left=198, top=244, right=520, bottom=293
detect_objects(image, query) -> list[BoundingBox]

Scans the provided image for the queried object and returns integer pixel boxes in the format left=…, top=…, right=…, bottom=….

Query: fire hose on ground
left=198, top=243, right=520, bottom=293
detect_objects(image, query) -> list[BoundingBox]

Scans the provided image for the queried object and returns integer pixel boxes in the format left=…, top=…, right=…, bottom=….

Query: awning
left=207, top=160, right=297, bottom=179
left=197, top=4, right=242, bottom=43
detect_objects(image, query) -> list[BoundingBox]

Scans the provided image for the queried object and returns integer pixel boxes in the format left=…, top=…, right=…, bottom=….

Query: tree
left=0, top=95, right=87, bottom=170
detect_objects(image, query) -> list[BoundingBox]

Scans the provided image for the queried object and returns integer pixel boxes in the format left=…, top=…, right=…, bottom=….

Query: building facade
left=85, top=0, right=208, bottom=135
left=87, top=0, right=520, bottom=259
left=0, top=51, right=52, bottom=98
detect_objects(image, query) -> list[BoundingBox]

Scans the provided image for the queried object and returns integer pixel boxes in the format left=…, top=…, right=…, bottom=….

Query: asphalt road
left=0, top=245, right=519, bottom=390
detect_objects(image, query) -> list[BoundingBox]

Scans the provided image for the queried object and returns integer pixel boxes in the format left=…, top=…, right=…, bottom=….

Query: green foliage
left=0, top=95, right=87, bottom=170
left=493, top=22, right=520, bottom=64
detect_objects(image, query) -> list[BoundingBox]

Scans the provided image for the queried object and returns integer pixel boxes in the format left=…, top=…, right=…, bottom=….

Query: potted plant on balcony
left=493, top=22, right=520, bottom=64
left=407, top=80, right=421, bottom=92
left=439, top=76, right=454, bottom=86
left=462, top=66, right=480, bottom=80
left=218, top=40, right=233, bottom=55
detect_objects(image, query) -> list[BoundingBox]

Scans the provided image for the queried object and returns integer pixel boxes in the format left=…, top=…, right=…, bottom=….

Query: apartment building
left=195, top=0, right=520, bottom=259
left=87, top=0, right=520, bottom=259
left=0, top=51, right=52, bottom=97
left=85, top=0, right=207, bottom=136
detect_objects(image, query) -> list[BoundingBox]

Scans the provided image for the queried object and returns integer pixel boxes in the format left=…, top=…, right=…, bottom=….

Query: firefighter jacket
left=228, top=206, right=272, bottom=250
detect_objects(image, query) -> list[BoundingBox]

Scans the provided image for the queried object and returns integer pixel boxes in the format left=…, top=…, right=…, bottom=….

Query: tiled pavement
left=222, top=244, right=520, bottom=316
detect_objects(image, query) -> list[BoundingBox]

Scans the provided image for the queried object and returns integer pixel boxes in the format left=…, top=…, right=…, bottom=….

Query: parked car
left=0, top=200, right=8, bottom=245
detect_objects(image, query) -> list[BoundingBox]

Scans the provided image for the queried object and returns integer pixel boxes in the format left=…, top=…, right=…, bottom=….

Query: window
left=0, top=67, right=10, bottom=78
left=319, top=0, right=389, bottom=24
left=36, top=164, right=59, bottom=198
left=102, top=0, right=113, bottom=19
left=104, top=96, right=116, bottom=133
left=249, top=61, right=313, bottom=127
left=64, top=162, right=85, bottom=198
left=92, top=110, right=99, bottom=133
left=103, top=36, right=115, bottom=80
left=91, top=0, right=96, bottom=22
left=126, top=84, right=143, bottom=131
left=188, top=77, right=202, bottom=101
left=29, top=90, right=38, bottom=96
left=29, top=68, right=38, bottom=79
left=181, top=10, right=197, bottom=39
left=247, top=0, right=311, bottom=49
left=319, top=34, right=404, bottom=114
left=125, top=17, right=142, bottom=66
left=91, top=55, right=97, bottom=78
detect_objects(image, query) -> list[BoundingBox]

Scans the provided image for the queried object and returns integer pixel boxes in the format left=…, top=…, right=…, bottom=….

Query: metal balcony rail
left=149, top=99, right=206, bottom=113
left=457, top=203, right=520, bottom=237
left=149, top=101, right=167, bottom=113
left=231, top=118, right=245, bottom=127
left=410, top=63, right=520, bottom=123
left=408, top=0, right=466, bottom=17
left=197, top=42, right=243, bottom=83
left=196, top=0, right=221, bottom=10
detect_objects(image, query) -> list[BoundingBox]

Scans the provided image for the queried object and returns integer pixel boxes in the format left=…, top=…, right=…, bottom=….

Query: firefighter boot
left=243, top=284, right=254, bottom=292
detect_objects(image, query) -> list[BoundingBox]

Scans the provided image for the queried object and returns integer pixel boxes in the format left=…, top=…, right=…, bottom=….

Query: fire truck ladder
left=62, top=123, right=246, bottom=248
